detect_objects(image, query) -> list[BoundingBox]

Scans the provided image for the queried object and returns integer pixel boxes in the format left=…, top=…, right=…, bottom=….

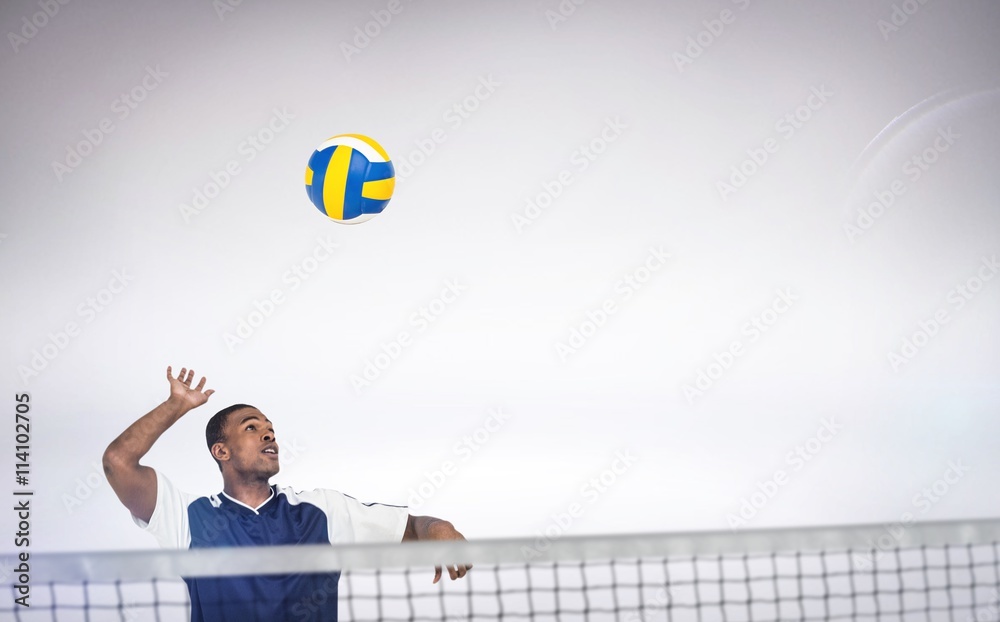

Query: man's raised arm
left=102, top=366, right=214, bottom=523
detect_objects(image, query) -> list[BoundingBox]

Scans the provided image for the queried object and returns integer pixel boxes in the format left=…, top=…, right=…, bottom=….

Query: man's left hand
left=403, top=515, right=473, bottom=583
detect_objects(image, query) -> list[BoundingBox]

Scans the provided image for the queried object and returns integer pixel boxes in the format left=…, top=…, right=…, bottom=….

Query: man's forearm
left=403, top=515, right=458, bottom=541
left=103, top=398, right=189, bottom=469
left=403, top=515, right=471, bottom=581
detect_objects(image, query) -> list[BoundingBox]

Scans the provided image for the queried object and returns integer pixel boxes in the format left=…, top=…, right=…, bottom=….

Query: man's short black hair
left=206, top=404, right=256, bottom=471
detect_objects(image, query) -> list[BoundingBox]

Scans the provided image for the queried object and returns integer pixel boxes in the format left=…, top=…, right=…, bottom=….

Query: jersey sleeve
left=130, top=469, right=195, bottom=549
left=310, top=489, right=408, bottom=544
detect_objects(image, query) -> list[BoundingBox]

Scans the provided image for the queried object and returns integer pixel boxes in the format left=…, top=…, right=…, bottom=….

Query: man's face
left=217, top=407, right=280, bottom=479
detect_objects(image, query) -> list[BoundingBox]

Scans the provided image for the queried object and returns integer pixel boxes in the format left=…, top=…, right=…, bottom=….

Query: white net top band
left=12, top=517, right=1000, bottom=584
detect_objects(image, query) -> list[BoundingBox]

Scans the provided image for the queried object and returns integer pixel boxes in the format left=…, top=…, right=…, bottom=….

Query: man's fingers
left=168, top=366, right=213, bottom=397
left=445, top=564, right=471, bottom=580
left=431, top=564, right=472, bottom=583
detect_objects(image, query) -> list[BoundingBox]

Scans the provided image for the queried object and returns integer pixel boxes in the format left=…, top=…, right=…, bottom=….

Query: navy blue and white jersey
left=133, top=470, right=408, bottom=622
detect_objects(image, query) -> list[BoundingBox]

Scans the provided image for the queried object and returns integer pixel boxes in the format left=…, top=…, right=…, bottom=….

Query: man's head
left=205, top=404, right=280, bottom=480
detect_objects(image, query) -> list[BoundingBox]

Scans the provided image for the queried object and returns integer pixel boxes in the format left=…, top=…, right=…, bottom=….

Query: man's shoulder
left=276, top=485, right=407, bottom=513
left=276, top=484, right=346, bottom=503
left=151, top=469, right=218, bottom=507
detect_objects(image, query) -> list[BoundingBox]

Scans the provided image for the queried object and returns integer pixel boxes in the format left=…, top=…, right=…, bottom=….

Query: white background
left=1, top=0, right=999, bottom=554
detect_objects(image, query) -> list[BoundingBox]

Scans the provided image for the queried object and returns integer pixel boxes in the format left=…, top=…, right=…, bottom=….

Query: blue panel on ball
left=341, top=148, right=371, bottom=220
left=367, top=161, right=395, bottom=181
left=361, top=197, right=390, bottom=215
left=307, top=147, right=336, bottom=214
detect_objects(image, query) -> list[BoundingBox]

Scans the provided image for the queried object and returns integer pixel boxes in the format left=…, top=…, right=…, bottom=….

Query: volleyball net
left=3, top=518, right=999, bottom=621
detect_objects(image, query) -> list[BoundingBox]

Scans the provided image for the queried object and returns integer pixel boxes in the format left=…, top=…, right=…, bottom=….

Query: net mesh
left=4, top=521, right=1000, bottom=621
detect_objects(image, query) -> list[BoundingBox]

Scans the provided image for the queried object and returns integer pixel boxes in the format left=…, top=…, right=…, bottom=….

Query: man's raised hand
left=103, top=367, right=215, bottom=524
left=166, top=366, right=215, bottom=411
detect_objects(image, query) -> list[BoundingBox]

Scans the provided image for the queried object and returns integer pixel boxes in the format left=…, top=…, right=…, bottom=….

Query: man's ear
left=211, top=442, right=229, bottom=463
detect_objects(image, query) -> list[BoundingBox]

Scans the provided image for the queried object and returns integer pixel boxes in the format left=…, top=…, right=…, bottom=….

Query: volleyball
left=305, top=134, right=395, bottom=224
